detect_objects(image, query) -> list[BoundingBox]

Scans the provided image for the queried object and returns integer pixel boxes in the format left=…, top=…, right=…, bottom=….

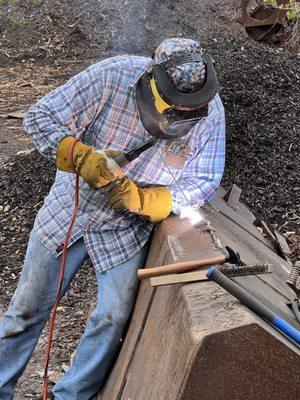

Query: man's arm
left=108, top=108, right=225, bottom=223
left=23, top=63, right=107, bottom=158
left=169, top=113, right=226, bottom=215
left=23, top=63, right=125, bottom=188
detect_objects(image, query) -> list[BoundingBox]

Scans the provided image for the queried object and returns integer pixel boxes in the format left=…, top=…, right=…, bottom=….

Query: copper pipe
left=138, top=255, right=226, bottom=280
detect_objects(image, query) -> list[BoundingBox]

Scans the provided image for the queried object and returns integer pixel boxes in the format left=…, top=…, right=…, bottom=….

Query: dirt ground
left=0, top=0, right=299, bottom=398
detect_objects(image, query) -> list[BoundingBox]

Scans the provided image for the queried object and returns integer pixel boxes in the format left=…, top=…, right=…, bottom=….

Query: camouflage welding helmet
left=136, top=38, right=218, bottom=140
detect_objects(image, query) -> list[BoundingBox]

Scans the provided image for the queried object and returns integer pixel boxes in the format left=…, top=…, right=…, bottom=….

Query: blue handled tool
left=206, top=266, right=300, bottom=345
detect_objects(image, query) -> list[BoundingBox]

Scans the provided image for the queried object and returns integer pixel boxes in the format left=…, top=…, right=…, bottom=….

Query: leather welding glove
left=108, top=178, right=172, bottom=223
left=56, top=136, right=123, bottom=188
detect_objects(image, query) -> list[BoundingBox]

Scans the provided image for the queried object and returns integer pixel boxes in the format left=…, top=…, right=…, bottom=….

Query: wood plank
left=150, top=269, right=209, bottom=286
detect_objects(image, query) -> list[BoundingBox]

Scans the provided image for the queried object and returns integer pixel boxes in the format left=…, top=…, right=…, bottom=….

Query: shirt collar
left=128, top=60, right=152, bottom=89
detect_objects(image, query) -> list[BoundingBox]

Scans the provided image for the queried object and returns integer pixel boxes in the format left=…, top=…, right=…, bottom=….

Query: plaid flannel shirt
left=23, top=55, right=225, bottom=273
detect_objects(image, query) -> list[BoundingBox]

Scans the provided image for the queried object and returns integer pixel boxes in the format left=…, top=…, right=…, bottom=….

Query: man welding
left=0, top=38, right=225, bottom=399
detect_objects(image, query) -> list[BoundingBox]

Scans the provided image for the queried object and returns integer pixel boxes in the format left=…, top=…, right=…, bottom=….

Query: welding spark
left=178, top=205, right=205, bottom=226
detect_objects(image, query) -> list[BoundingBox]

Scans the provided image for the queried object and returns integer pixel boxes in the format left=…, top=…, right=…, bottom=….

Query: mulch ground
left=212, top=37, right=300, bottom=260
left=0, top=0, right=299, bottom=397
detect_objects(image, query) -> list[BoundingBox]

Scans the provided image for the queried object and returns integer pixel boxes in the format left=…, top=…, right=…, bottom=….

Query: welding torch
left=98, top=138, right=157, bottom=191
left=113, top=138, right=157, bottom=167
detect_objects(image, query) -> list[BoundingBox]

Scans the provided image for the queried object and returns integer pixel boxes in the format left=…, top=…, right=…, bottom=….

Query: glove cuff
left=139, top=186, right=172, bottom=223
left=56, top=136, right=84, bottom=172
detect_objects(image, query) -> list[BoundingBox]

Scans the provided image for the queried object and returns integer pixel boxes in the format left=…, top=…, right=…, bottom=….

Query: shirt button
left=56, top=244, right=64, bottom=253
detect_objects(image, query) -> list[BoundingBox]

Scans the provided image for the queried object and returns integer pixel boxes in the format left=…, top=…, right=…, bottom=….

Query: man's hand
left=56, top=136, right=123, bottom=188
left=108, top=178, right=172, bottom=223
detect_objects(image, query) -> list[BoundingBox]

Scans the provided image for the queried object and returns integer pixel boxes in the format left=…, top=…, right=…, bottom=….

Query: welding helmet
left=136, top=38, right=218, bottom=140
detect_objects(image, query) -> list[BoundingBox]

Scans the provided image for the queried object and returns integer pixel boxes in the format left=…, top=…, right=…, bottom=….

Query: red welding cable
left=42, top=138, right=80, bottom=400
left=42, top=172, right=79, bottom=399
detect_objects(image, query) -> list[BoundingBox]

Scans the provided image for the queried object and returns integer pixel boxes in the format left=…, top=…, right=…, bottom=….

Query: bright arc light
left=179, top=205, right=204, bottom=226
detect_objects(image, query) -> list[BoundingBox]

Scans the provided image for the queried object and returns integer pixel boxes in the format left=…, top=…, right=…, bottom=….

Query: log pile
left=98, top=187, right=300, bottom=400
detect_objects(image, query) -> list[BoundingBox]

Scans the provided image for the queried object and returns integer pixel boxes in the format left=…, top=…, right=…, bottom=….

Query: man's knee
left=90, top=301, right=132, bottom=333
left=0, top=300, right=46, bottom=338
left=0, top=313, right=31, bottom=338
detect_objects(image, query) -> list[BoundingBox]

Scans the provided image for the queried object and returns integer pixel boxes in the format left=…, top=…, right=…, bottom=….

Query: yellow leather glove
left=108, top=178, right=172, bottom=223
left=56, top=136, right=123, bottom=188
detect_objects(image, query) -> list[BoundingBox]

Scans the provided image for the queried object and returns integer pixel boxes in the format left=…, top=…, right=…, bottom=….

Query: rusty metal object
left=241, top=0, right=287, bottom=41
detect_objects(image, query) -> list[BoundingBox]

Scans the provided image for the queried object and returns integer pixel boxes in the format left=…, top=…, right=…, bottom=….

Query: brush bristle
left=219, top=263, right=272, bottom=277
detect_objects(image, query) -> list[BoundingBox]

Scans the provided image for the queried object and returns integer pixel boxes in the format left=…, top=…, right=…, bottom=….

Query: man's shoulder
left=91, top=55, right=151, bottom=73
left=208, top=93, right=225, bottom=120
left=84, top=55, right=151, bottom=87
left=109, top=55, right=151, bottom=68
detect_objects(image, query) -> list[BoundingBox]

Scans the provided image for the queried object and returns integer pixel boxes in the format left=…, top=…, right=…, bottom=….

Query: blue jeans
left=0, top=229, right=148, bottom=400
